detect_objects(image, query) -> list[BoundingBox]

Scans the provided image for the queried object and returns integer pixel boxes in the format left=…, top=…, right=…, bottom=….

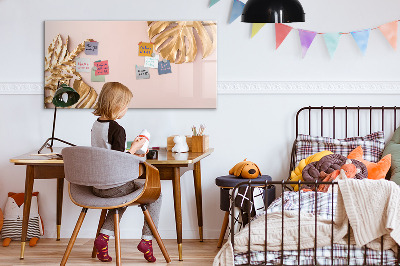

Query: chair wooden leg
left=114, top=210, right=121, bottom=266
left=217, top=211, right=230, bottom=248
left=60, top=208, right=88, bottom=266
left=141, top=205, right=171, bottom=263
left=91, top=209, right=108, bottom=258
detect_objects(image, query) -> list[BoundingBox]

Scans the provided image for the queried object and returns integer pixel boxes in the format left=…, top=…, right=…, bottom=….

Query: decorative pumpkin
left=229, top=159, right=261, bottom=179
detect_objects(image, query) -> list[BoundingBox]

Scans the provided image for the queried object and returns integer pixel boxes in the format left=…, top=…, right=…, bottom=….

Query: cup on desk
left=146, top=149, right=158, bottom=160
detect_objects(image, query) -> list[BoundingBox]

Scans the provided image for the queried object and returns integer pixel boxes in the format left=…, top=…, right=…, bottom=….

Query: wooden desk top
left=10, top=147, right=214, bottom=166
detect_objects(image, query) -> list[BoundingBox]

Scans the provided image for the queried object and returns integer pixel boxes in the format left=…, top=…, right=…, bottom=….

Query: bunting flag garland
left=275, top=23, right=293, bottom=49
left=378, top=21, right=398, bottom=50
left=251, top=23, right=266, bottom=38
left=207, top=2, right=400, bottom=58
left=298, top=29, right=317, bottom=58
left=323, top=33, right=341, bottom=58
left=229, top=0, right=245, bottom=24
left=209, top=0, right=220, bottom=7
left=351, top=29, right=370, bottom=55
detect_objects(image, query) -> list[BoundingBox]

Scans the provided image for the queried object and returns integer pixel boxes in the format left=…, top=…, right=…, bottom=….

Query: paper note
left=158, top=60, right=172, bottom=75
left=138, top=42, right=154, bottom=57
left=136, top=65, right=150, bottom=80
left=91, top=66, right=105, bottom=82
left=144, top=55, right=159, bottom=68
left=94, top=60, right=109, bottom=76
left=91, top=69, right=105, bottom=82
left=76, top=58, right=90, bottom=72
left=85, top=41, right=99, bottom=55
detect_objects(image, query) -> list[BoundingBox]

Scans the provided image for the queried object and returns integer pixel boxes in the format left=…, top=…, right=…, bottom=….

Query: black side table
left=215, top=175, right=275, bottom=248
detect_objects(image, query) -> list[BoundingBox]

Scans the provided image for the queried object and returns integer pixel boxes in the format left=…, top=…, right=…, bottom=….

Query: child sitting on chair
left=91, top=82, right=161, bottom=263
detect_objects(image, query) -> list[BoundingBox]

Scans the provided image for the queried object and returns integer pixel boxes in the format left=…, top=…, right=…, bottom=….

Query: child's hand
left=129, top=137, right=147, bottom=155
left=134, top=149, right=149, bottom=157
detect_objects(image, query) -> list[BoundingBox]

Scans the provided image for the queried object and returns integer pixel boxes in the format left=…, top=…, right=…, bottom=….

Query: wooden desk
left=10, top=147, right=213, bottom=261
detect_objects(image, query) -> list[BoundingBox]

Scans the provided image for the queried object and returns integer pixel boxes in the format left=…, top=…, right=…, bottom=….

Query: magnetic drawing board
left=44, top=21, right=217, bottom=108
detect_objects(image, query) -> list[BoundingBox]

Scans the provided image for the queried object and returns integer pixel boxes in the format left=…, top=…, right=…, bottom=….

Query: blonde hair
left=93, top=82, right=133, bottom=120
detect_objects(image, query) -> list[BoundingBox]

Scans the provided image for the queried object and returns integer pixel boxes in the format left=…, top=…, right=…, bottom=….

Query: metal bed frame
left=230, top=106, right=400, bottom=266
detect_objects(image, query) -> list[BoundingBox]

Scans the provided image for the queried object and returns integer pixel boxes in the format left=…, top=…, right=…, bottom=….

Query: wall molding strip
left=1, top=81, right=400, bottom=95
left=217, top=81, right=400, bottom=94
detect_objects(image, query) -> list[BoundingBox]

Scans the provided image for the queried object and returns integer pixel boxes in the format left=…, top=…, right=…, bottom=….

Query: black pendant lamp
left=241, top=0, right=305, bottom=23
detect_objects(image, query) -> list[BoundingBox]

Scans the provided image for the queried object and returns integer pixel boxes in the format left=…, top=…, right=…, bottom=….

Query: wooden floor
left=0, top=239, right=221, bottom=265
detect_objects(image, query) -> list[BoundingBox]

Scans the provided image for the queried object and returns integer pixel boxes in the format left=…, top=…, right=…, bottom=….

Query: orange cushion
left=347, top=146, right=391, bottom=180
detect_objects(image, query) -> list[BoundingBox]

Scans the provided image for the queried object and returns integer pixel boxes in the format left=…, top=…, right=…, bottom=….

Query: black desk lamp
left=38, top=82, right=80, bottom=154
left=241, top=0, right=305, bottom=23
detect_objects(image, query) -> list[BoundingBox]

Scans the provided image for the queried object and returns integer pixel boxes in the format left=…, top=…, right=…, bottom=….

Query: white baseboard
left=1, top=81, right=400, bottom=95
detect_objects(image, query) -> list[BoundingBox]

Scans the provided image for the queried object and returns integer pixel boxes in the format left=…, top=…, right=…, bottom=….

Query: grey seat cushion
left=69, top=180, right=145, bottom=208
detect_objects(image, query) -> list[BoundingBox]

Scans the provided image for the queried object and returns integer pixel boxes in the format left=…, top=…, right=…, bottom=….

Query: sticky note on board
left=91, top=62, right=105, bottom=82
left=85, top=41, right=99, bottom=55
left=144, top=55, right=159, bottom=68
left=158, top=60, right=172, bottom=75
left=91, top=69, right=105, bottom=82
left=76, top=57, right=90, bottom=73
left=138, top=42, right=154, bottom=57
left=94, top=60, right=109, bottom=76
left=136, top=65, right=150, bottom=80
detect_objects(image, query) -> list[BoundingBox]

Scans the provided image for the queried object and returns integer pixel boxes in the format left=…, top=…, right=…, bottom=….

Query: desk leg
left=56, top=178, right=64, bottom=241
left=20, top=165, right=34, bottom=259
left=193, top=161, right=203, bottom=242
left=172, top=167, right=183, bottom=261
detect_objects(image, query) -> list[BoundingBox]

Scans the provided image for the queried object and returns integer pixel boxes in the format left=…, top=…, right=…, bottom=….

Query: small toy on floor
left=1, top=192, right=44, bottom=247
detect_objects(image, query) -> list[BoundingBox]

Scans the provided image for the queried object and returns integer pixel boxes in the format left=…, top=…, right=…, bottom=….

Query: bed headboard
left=290, top=106, right=400, bottom=179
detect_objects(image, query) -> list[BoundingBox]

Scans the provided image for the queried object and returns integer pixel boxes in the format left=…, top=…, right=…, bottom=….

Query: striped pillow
left=294, top=131, right=385, bottom=166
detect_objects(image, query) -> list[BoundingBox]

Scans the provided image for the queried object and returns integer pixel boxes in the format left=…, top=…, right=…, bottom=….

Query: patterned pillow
left=294, top=131, right=385, bottom=166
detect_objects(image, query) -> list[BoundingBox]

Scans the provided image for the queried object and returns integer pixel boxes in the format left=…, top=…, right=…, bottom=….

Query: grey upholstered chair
left=60, top=146, right=171, bottom=265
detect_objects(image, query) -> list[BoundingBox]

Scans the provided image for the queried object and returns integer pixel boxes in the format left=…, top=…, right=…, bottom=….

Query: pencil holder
left=191, top=135, right=209, bottom=153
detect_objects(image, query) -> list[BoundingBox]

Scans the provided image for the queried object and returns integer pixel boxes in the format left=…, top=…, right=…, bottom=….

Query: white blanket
left=335, top=178, right=400, bottom=251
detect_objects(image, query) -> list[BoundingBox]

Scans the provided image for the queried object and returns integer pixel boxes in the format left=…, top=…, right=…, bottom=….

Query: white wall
left=1, top=0, right=400, bottom=239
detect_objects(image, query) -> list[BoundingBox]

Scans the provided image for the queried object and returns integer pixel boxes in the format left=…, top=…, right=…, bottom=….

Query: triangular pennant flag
left=209, top=0, right=220, bottom=7
left=298, top=29, right=317, bottom=58
left=351, top=29, right=370, bottom=55
left=229, top=0, right=245, bottom=24
left=323, top=33, right=341, bottom=58
left=251, top=23, right=266, bottom=38
left=378, top=21, right=398, bottom=50
left=275, top=23, right=293, bottom=49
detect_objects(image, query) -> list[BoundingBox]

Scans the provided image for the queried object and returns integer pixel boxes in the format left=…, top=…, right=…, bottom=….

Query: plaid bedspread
left=234, top=191, right=397, bottom=265
left=234, top=244, right=397, bottom=265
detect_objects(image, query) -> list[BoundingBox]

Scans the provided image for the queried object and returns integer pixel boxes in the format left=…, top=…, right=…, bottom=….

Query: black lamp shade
left=52, top=84, right=80, bottom=107
left=241, top=0, right=305, bottom=23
